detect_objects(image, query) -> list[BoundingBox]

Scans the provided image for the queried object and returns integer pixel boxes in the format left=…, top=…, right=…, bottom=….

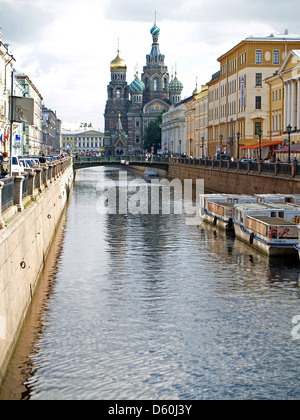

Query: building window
left=273, top=50, right=280, bottom=65
left=116, top=89, right=121, bottom=99
left=255, top=121, right=262, bottom=135
left=154, top=78, right=159, bottom=91
left=255, top=96, right=262, bottom=110
left=256, top=50, right=262, bottom=64
left=255, top=73, right=262, bottom=87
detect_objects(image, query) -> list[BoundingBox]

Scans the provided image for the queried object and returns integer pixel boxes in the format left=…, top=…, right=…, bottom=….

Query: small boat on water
left=199, top=194, right=257, bottom=231
left=144, top=170, right=158, bottom=177
left=233, top=202, right=300, bottom=256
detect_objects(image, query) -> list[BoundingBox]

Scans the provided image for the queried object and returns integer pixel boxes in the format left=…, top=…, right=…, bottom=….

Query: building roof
left=218, top=31, right=300, bottom=61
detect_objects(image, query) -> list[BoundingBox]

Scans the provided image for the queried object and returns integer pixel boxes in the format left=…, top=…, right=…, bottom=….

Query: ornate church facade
left=104, top=20, right=183, bottom=155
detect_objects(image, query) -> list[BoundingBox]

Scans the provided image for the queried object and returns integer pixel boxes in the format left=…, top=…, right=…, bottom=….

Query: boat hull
left=234, top=224, right=298, bottom=256
left=200, top=212, right=234, bottom=232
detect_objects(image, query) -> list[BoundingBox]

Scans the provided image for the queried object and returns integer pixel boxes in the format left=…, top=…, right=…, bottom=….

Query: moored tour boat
left=233, top=202, right=300, bottom=256
left=199, top=194, right=257, bottom=232
left=295, top=224, right=300, bottom=258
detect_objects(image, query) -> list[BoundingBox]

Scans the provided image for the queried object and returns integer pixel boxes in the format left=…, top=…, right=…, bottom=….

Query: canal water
left=1, top=166, right=300, bottom=400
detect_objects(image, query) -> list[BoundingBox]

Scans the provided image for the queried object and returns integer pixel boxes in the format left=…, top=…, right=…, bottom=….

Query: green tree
left=143, top=113, right=163, bottom=153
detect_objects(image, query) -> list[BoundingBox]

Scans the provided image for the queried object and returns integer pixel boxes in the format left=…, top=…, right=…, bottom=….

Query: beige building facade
left=161, top=102, right=186, bottom=156
left=207, top=32, right=300, bottom=159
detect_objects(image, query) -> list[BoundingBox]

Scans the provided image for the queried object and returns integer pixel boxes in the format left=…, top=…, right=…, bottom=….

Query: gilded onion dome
left=110, top=49, right=127, bottom=71
left=169, top=73, right=184, bottom=93
left=130, top=72, right=145, bottom=93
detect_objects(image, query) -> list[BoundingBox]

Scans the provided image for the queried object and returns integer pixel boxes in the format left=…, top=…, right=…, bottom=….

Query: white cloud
left=1, top=0, right=299, bottom=130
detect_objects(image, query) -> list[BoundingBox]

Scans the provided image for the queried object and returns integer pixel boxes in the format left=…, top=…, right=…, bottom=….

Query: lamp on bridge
left=287, top=124, right=292, bottom=163
left=236, top=131, right=240, bottom=160
left=258, top=129, right=262, bottom=161
left=189, top=139, right=193, bottom=157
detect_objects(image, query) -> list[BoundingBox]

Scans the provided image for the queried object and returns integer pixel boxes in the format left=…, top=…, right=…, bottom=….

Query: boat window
left=278, top=211, right=284, bottom=218
left=234, top=199, right=238, bottom=204
left=271, top=211, right=276, bottom=217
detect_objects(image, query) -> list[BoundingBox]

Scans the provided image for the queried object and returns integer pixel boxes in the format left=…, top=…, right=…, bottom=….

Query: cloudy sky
left=1, top=0, right=299, bottom=131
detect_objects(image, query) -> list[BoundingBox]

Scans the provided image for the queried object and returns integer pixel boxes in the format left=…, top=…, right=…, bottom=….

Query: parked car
left=11, top=156, right=25, bottom=173
left=19, top=158, right=32, bottom=169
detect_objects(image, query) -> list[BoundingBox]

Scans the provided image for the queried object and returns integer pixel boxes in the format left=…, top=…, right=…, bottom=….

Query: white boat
left=295, top=224, right=300, bottom=259
left=233, top=202, right=300, bottom=256
left=144, top=170, right=158, bottom=177
left=255, top=194, right=300, bottom=204
left=199, top=194, right=257, bottom=231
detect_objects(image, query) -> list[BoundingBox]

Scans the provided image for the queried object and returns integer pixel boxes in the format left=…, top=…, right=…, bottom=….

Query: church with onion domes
left=104, top=18, right=183, bottom=155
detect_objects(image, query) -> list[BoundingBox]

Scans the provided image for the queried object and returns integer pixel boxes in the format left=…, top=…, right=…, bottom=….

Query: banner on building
left=240, top=75, right=246, bottom=108
left=9, top=96, right=34, bottom=125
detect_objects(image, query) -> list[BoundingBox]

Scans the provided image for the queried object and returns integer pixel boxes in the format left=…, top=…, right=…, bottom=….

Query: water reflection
left=1, top=166, right=300, bottom=400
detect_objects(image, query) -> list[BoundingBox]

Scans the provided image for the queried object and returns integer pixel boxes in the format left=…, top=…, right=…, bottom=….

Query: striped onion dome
left=130, top=73, right=145, bottom=93
left=169, top=74, right=183, bottom=92
left=150, top=24, right=160, bottom=37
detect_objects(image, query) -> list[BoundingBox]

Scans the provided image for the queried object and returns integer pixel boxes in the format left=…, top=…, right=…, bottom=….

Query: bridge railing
left=74, top=156, right=169, bottom=165
left=170, top=157, right=299, bottom=178
left=0, top=157, right=72, bottom=229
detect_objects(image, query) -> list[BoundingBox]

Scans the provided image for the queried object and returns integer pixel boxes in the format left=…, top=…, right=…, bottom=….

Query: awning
left=241, top=140, right=283, bottom=150
left=276, top=144, right=300, bottom=153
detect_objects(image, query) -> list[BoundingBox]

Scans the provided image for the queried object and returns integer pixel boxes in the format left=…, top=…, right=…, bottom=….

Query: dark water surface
left=1, top=166, right=300, bottom=400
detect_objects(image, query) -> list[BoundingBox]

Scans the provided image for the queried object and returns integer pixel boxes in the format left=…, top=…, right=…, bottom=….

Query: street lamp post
left=189, top=138, right=193, bottom=157
left=219, top=134, right=223, bottom=160
left=179, top=139, right=182, bottom=156
left=201, top=136, right=204, bottom=159
left=258, top=129, right=262, bottom=161
left=287, top=124, right=292, bottom=163
left=236, top=131, right=240, bottom=160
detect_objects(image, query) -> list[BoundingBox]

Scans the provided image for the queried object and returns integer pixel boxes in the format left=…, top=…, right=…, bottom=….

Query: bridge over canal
left=73, top=156, right=169, bottom=171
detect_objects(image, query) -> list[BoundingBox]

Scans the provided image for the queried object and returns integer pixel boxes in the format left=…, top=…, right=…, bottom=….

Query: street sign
left=240, top=75, right=246, bottom=108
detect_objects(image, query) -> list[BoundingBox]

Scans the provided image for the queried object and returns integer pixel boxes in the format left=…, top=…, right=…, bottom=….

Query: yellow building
left=62, top=129, right=104, bottom=155
left=264, top=49, right=300, bottom=161
left=207, top=31, right=300, bottom=159
left=184, top=85, right=208, bottom=157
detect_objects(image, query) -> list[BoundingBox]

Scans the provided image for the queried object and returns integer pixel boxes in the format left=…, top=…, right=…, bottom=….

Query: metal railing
left=170, top=157, right=299, bottom=178
left=1, top=178, right=14, bottom=212
left=74, top=156, right=169, bottom=165
left=0, top=157, right=72, bottom=222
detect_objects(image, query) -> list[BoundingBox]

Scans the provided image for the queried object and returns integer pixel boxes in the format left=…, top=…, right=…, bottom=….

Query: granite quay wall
left=168, top=158, right=300, bottom=195
left=0, top=158, right=73, bottom=384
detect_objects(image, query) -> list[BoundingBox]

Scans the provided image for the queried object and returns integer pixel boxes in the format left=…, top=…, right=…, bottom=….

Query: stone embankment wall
left=0, top=159, right=73, bottom=384
left=168, top=162, right=300, bottom=195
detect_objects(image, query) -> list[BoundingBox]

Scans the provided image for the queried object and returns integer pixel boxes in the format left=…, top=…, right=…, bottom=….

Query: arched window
left=154, top=78, right=159, bottom=91
left=116, top=89, right=121, bottom=99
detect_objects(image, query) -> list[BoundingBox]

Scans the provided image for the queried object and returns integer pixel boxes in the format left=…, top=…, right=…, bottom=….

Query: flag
left=10, top=96, right=34, bottom=125
left=0, top=134, right=2, bottom=143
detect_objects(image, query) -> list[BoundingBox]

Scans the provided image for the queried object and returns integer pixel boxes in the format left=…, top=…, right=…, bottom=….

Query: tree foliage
left=143, top=113, right=163, bottom=153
